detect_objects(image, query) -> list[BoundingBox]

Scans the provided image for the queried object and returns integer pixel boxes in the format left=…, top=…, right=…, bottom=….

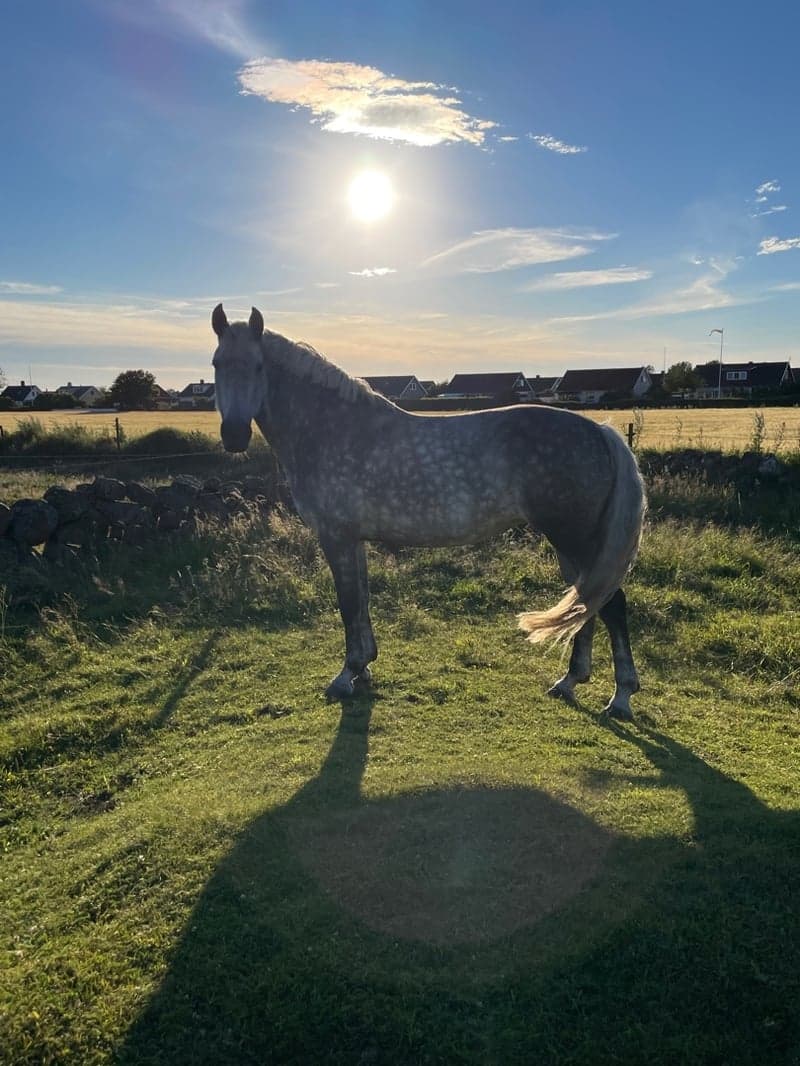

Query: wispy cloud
left=348, top=267, right=397, bottom=278
left=771, top=281, right=800, bottom=291
left=755, top=179, right=781, bottom=196
left=102, top=0, right=265, bottom=59
left=751, top=204, right=788, bottom=217
left=750, top=179, right=788, bottom=217
left=239, top=58, right=497, bottom=146
left=549, top=262, right=749, bottom=325
left=0, top=280, right=63, bottom=295
left=758, top=236, right=800, bottom=255
left=0, top=291, right=565, bottom=385
left=254, top=287, right=303, bottom=297
left=528, top=133, right=587, bottom=155
left=519, top=266, right=652, bottom=292
left=422, top=227, right=615, bottom=274
left=0, top=297, right=209, bottom=350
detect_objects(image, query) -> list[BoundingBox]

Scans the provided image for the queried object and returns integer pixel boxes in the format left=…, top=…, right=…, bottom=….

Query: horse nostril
left=221, top=420, right=252, bottom=453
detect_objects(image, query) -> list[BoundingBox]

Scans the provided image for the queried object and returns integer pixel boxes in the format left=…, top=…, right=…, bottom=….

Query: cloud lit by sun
left=347, top=171, right=394, bottom=222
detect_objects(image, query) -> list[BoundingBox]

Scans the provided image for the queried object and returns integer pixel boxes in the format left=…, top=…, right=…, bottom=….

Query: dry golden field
left=591, top=406, right=800, bottom=451
left=0, top=409, right=221, bottom=438
left=1, top=405, right=799, bottom=451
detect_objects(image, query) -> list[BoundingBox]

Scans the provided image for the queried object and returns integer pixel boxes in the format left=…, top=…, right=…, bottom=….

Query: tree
left=0, top=365, right=6, bottom=388
left=108, top=370, right=158, bottom=410
left=664, top=361, right=701, bottom=397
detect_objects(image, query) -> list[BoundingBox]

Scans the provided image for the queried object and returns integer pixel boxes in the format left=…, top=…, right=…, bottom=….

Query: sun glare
left=347, top=170, right=394, bottom=222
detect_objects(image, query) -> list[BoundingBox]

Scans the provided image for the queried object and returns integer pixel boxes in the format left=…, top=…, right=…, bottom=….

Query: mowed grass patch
left=1, top=513, right=799, bottom=1064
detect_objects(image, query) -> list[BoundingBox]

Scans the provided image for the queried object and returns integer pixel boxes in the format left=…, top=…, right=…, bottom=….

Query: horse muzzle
left=220, top=418, right=252, bottom=453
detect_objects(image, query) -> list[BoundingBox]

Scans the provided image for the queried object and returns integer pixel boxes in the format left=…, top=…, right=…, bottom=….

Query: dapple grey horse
left=211, top=304, right=646, bottom=718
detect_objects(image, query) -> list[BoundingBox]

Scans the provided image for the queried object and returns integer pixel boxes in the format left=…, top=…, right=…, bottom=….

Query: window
left=726, top=371, right=747, bottom=381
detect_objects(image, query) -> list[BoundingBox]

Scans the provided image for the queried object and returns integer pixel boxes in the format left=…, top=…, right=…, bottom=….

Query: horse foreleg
left=320, top=535, right=377, bottom=699
left=599, top=588, right=639, bottom=720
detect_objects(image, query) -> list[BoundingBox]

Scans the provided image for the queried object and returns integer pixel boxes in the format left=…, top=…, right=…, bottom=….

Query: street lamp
left=709, top=328, right=724, bottom=399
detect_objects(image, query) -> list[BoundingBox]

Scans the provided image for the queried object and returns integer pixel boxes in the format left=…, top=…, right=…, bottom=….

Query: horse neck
left=254, top=335, right=374, bottom=470
left=253, top=343, right=307, bottom=466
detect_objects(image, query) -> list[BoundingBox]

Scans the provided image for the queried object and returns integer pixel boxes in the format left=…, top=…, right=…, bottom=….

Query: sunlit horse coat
left=211, top=305, right=646, bottom=718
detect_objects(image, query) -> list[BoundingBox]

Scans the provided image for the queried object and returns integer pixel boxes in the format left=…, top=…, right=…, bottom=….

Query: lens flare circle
left=348, top=170, right=394, bottom=222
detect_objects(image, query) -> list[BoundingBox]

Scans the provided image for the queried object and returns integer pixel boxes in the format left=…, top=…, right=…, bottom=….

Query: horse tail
left=518, top=423, right=646, bottom=644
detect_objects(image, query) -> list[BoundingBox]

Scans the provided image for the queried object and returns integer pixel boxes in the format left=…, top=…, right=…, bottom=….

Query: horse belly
left=359, top=477, right=521, bottom=547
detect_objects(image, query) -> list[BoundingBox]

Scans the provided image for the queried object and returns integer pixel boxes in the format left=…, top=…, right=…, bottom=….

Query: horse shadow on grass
left=117, top=704, right=800, bottom=1065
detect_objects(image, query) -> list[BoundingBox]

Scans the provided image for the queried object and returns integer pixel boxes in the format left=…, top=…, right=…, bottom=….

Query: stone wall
left=0, top=474, right=275, bottom=563
left=637, top=449, right=793, bottom=487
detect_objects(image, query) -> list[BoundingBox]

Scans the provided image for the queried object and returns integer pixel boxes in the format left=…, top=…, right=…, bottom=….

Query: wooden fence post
left=115, top=417, right=122, bottom=451
left=627, top=422, right=635, bottom=449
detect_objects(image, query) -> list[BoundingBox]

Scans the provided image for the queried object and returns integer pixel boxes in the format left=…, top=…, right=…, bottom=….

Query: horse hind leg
left=547, top=552, right=596, bottom=705
left=548, top=617, right=596, bottom=705
left=598, top=588, right=639, bottom=720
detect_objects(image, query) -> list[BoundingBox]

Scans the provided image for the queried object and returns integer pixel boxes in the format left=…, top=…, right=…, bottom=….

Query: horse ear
left=249, top=306, right=264, bottom=340
left=212, top=303, right=229, bottom=338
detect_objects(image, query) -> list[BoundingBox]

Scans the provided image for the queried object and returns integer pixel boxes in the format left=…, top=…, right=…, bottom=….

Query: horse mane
left=262, top=329, right=384, bottom=407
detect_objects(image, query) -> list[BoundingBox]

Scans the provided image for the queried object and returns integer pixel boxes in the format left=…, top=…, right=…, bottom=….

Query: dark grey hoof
left=547, top=681, right=578, bottom=705
left=325, top=676, right=355, bottom=700
left=604, top=702, right=633, bottom=721
left=354, top=666, right=373, bottom=686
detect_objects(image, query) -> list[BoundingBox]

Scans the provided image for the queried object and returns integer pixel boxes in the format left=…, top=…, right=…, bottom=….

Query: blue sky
left=1, top=0, right=799, bottom=389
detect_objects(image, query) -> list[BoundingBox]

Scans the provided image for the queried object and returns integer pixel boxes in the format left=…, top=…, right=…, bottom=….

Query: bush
left=123, top=427, right=215, bottom=455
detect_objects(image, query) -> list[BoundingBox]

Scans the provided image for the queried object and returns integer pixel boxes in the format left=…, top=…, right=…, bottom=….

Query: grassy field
left=1, top=465, right=799, bottom=1063
left=2, top=404, right=800, bottom=451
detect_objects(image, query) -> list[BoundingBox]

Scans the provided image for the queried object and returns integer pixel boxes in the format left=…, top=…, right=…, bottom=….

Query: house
left=56, top=383, right=103, bottom=405
left=178, top=379, right=216, bottom=408
left=692, top=361, right=793, bottom=399
left=1, top=382, right=41, bottom=407
left=527, top=374, right=561, bottom=400
left=363, top=375, right=428, bottom=400
left=553, top=367, right=652, bottom=405
left=441, top=372, right=533, bottom=402
left=151, top=384, right=174, bottom=409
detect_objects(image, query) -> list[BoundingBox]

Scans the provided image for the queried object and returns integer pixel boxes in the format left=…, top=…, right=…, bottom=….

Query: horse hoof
left=547, top=681, right=577, bottom=705
left=325, top=676, right=355, bottom=700
left=604, top=701, right=633, bottom=721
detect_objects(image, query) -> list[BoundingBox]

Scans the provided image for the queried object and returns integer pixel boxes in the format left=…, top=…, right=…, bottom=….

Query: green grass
left=1, top=491, right=799, bottom=1063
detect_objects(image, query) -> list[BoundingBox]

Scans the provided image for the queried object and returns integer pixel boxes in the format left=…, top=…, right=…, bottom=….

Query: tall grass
left=1, top=416, right=117, bottom=455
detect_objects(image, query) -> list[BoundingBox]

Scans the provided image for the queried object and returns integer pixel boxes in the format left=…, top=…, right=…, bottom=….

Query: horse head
left=211, top=303, right=265, bottom=452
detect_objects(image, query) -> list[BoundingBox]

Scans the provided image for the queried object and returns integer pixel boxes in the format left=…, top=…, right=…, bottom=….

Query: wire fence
left=0, top=414, right=231, bottom=469
left=0, top=450, right=223, bottom=465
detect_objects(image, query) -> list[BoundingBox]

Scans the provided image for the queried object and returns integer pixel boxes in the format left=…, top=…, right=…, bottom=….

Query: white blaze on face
left=347, top=170, right=394, bottom=222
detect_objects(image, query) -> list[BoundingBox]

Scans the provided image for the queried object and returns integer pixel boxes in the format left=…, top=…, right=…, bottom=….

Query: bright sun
left=347, top=170, right=394, bottom=222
